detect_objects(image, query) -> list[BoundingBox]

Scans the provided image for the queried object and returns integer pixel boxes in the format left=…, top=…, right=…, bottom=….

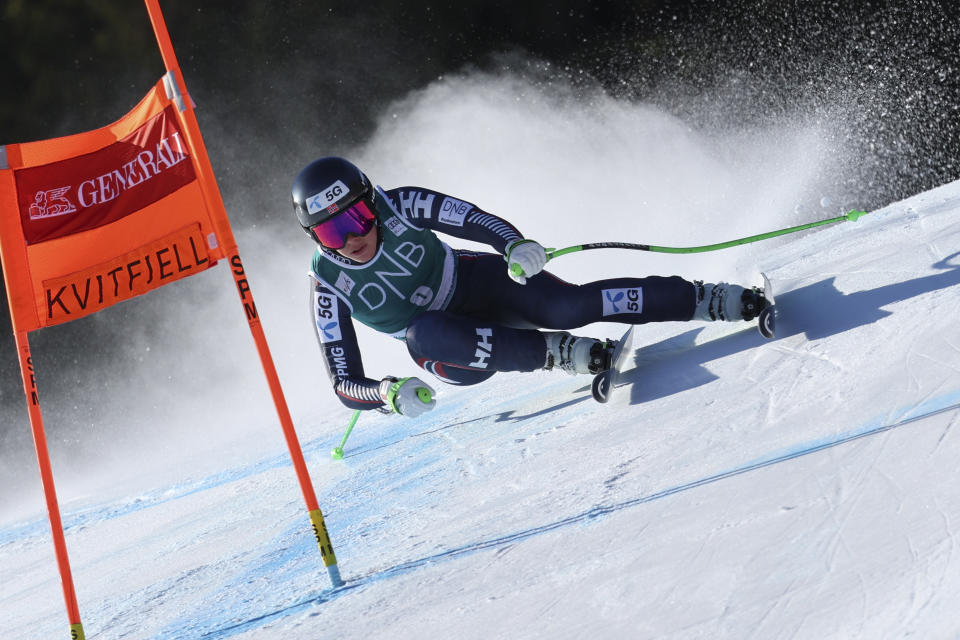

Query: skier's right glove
left=504, top=239, right=547, bottom=285
left=379, top=376, right=436, bottom=418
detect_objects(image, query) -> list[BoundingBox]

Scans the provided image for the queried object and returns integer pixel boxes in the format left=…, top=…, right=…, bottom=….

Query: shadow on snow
left=620, top=254, right=960, bottom=405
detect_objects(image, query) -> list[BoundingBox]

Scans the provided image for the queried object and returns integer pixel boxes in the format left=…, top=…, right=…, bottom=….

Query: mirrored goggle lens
left=310, top=199, right=376, bottom=249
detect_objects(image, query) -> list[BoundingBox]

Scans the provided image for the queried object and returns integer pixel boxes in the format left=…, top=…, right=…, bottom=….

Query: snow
left=3, top=74, right=960, bottom=639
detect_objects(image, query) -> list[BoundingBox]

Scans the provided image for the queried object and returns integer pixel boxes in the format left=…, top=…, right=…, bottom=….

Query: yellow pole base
left=308, top=509, right=344, bottom=588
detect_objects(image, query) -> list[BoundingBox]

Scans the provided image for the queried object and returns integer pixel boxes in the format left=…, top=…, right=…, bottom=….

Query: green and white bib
left=310, top=188, right=456, bottom=336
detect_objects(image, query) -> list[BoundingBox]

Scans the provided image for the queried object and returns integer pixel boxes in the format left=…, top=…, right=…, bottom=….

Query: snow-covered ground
left=2, top=74, right=960, bottom=639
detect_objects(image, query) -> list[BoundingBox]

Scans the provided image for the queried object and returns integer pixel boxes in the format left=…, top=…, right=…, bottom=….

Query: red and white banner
left=0, top=77, right=231, bottom=331
left=2, top=5, right=339, bottom=635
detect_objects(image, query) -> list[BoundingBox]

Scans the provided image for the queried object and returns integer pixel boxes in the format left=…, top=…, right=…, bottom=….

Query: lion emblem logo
left=28, top=187, right=77, bottom=219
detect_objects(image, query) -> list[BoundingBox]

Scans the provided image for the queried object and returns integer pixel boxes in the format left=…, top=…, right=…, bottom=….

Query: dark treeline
left=3, top=1, right=959, bottom=221
left=1, top=1, right=664, bottom=143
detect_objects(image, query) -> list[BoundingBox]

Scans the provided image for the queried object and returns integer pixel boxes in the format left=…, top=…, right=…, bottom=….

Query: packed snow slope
left=3, top=178, right=960, bottom=638
left=3, top=68, right=960, bottom=638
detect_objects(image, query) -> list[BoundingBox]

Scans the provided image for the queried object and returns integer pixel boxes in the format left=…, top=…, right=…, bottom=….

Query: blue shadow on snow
left=617, top=253, right=960, bottom=405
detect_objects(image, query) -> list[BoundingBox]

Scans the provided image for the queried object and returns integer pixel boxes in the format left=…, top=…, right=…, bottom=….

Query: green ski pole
left=331, top=410, right=361, bottom=460
left=511, top=209, right=867, bottom=276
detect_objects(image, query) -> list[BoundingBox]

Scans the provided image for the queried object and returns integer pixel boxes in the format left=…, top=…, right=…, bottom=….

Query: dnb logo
left=602, top=287, right=642, bottom=317
left=315, top=291, right=343, bottom=343
left=29, top=187, right=77, bottom=219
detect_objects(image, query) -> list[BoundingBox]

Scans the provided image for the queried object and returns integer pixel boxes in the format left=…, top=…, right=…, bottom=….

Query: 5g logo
left=324, top=183, right=343, bottom=202
left=315, top=292, right=343, bottom=342
left=306, top=179, right=350, bottom=214
left=601, top=287, right=643, bottom=317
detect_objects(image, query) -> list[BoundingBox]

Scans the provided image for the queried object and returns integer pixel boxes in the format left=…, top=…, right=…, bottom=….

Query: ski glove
left=504, top=239, right=547, bottom=285
left=379, top=376, right=436, bottom=418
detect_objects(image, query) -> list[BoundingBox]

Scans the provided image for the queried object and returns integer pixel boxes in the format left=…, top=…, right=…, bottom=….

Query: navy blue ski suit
left=310, top=186, right=696, bottom=411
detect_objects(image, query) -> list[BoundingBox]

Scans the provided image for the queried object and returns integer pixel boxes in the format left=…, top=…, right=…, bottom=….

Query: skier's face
left=336, top=223, right=378, bottom=263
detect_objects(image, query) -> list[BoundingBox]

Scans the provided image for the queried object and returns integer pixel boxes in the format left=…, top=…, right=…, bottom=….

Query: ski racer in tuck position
left=295, top=156, right=768, bottom=418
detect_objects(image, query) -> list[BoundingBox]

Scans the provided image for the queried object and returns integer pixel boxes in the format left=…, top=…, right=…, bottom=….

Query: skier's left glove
left=504, top=239, right=547, bottom=285
left=379, top=376, right=436, bottom=418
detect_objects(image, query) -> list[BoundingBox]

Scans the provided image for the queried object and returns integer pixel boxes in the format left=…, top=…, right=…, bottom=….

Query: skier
left=294, top=157, right=767, bottom=418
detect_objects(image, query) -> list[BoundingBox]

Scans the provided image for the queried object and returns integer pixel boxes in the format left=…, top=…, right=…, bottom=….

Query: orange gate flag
left=0, top=74, right=229, bottom=332
left=2, top=5, right=342, bottom=636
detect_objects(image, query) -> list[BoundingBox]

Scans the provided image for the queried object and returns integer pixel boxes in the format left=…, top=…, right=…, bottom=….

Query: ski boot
left=543, top=332, right=615, bottom=375
left=694, top=281, right=769, bottom=322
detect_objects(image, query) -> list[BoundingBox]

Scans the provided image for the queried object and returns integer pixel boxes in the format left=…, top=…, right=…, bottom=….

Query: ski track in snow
left=3, top=183, right=960, bottom=638
left=5, top=386, right=960, bottom=638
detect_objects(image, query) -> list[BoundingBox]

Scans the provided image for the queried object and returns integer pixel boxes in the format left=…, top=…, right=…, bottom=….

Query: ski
left=757, top=272, right=776, bottom=339
left=591, top=325, right=635, bottom=403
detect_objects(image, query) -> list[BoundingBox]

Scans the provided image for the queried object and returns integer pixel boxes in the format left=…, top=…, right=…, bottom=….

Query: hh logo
left=602, top=288, right=642, bottom=316
left=315, top=292, right=343, bottom=343
left=468, top=327, right=494, bottom=369
left=29, top=187, right=77, bottom=219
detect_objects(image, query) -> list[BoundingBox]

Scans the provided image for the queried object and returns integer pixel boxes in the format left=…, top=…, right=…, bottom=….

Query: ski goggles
left=309, top=198, right=377, bottom=249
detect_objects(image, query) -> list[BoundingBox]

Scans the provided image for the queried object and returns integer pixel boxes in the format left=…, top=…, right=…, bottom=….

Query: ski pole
left=331, top=410, right=361, bottom=460
left=511, top=209, right=867, bottom=276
